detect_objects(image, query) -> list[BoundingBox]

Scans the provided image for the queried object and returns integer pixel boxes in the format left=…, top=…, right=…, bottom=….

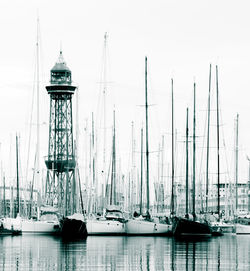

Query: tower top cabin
left=46, top=51, right=76, bottom=95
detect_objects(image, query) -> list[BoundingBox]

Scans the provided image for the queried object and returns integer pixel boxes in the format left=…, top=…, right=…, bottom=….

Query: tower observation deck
left=45, top=51, right=77, bottom=216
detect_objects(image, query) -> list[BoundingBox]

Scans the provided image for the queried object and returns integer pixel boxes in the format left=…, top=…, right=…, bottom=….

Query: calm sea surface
left=0, top=235, right=250, bottom=270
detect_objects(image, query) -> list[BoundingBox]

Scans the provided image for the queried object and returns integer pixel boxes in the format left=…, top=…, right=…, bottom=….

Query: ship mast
left=131, top=121, right=135, bottom=211
left=185, top=108, right=189, bottom=218
left=193, top=82, right=196, bottom=221
left=103, top=33, right=108, bottom=202
left=16, top=134, right=20, bottom=216
left=216, top=65, right=220, bottom=220
left=91, top=112, right=96, bottom=211
left=110, top=110, right=116, bottom=206
left=235, top=113, right=239, bottom=215
left=3, top=173, right=6, bottom=217
left=36, top=16, right=40, bottom=195
left=145, top=57, right=150, bottom=215
left=206, top=64, right=212, bottom=213
left=171, top=78, right=175, bottom=216
left=140, top=128, right=143, bottom=215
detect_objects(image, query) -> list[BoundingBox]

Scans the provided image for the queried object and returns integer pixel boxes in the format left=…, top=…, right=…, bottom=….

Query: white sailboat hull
left=2, top=217, right=60, bottom=235
left=236, top=224, right=250, bottom=234
left=86, top=219, right=125, bottom=235
left=125, top=219, right=172, bottom=235
left=2, top=217, right=22, bottom=232
left=210, top=221, right=236, bottom=234
left=21, top=220, right=60, bottom=235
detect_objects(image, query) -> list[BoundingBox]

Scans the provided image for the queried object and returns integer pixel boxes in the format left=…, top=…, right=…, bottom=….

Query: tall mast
left=110, top=110, right=116, bottom=205
left=91, top=112, right=95, bottom=186
left=36, top=16, right=40, bottom=192
left=16, top=134, right=20, bottom=216
left=75, top=88, right=79, bottom=212
left=216, top=65, right=220, bottom=220
left=171, top=78, right=175, bottom=216
left=76, top=87, right=79, bottom=157
left=77, top=166, right=84, bottom=214
left=103, top=32, right=108, bottom=200
left=9, top=138, right=14, bottom=217
left=157, top=141, right=161, bottom=213
left=193, top=82, right=196, bottom=220
left=140, top=128, right=143, bottom=215
left=145, top=57, right=150, bottom=214
left=247, top=157, right=250, bottom=214
left=206, top=64, right=212, bottom=213
left=3, top=173, right=6, bottom=217
left=91, top=112, right=96, bottom=211
left=185, top=108, right=189, bottom=218
left=161, top=135, right=165, bottom=212
left=131, top=121, right=135, bottom=211
left=235, top=113, right=239, bottom=214
left=29, top=153, right=36, bottom=218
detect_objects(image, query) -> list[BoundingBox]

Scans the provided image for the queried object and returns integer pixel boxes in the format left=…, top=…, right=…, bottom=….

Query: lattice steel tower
left=45, top=51, right=77, bottom=216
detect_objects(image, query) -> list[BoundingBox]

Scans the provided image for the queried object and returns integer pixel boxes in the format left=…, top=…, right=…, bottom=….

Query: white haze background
left=0, top=0, right=249, bottom=203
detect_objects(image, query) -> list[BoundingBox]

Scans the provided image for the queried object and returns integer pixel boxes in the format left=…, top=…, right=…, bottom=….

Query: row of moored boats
left=1, top=206, right=250, bottom=239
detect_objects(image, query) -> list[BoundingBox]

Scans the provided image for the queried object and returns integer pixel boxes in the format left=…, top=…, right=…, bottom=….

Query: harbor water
left=0, top=235, right=250, bottom=270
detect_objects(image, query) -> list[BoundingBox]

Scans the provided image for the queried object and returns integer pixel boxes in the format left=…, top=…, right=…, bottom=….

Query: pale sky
left=0, top=0, right=250, bottom=197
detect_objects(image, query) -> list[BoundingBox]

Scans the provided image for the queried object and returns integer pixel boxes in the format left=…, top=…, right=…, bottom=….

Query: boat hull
left=21, top=220, right=60, bottom=235
left=236, top=224, right=250, bottom=234
left=0, top=225, right=21, bottom=236
left=86, top=219, right=125, bottom=235
left=173, top=217, right=211, bottom=237
left=1, top=217, right=22, bottom=235
left=220, top=224, right=236, bottom=234
left=61, top=214, right=87, bottom=239
left=125, top=219, right=172, bottom=235
left=210, top=221, right=236, bottom=235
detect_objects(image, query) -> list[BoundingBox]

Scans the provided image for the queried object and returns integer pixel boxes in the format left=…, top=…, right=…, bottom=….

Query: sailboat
left=236, top=214, right=250, bottom=234
left=209, top=66, right=235, bottom=235
left=0, top=217, right=21, bottom=235
left=0, top=135, right=22, bottom=235
left=125, top=57, right=172, bottom=235
left=18, top=18, right=61, bottom=235
left=11, top=133, right=60, bottom=235
left=1, top=216, right=22, bottom=235
left=235, top=116, right=250, bottom=234
left=86, top=110, right=126, bottom=235
left=20, top=208, right=60, bottom=235
left=86, top=206, right=126, bottom=235
left=2, top=135, right=59, bottom=235
left=173, top=83, right=212, bottom=237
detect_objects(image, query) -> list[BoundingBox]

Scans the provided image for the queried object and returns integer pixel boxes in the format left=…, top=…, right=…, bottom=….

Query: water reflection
left=0, top=235, right=249, bottom=270
left=172, top=235, right=250, bottom=271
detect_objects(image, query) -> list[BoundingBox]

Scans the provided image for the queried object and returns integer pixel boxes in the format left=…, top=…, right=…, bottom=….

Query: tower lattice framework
left=45, top=51, right=77, bottom=216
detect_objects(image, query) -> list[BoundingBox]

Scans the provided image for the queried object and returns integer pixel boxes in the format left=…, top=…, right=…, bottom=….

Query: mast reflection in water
left=0, top=236, right=249, bottom=270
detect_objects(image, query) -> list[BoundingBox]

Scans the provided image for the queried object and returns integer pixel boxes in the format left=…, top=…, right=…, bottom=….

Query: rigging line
left=95, top=33, right=112, bottom=126
left=25, top=50, right=37, bottom=184
left=143, top=64, right=164, bottom=157
left=105, top=146, right=112, bottom=200
left=197, top=95, right=208, bottom=198
left=219, top=102, right=231, bottom=182
left=147, top=73, right=162, bottom=141
left=95, top=37, right=107, bottom=127
left=179, top=132, right=186, bottom=185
